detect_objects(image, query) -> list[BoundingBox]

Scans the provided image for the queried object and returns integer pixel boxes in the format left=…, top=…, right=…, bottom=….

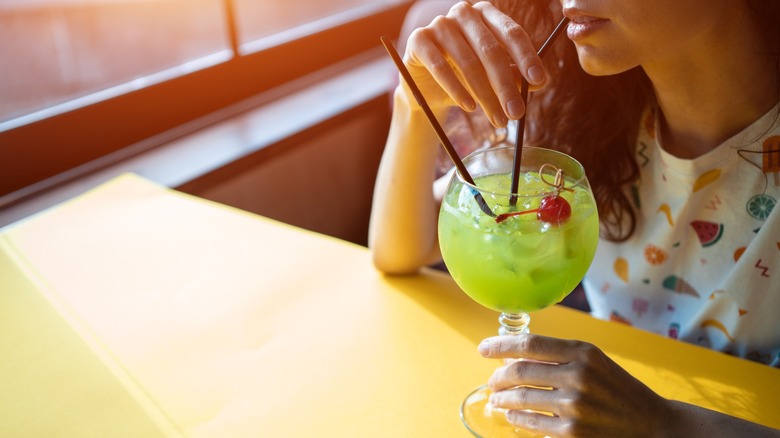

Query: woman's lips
left=566, top=15, right=608, bottom=41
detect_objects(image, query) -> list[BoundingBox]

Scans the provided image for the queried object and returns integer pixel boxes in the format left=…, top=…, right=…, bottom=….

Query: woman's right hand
left=371, top=0, right=551, bottom=275
left=403, top=1, right=549, bottom=128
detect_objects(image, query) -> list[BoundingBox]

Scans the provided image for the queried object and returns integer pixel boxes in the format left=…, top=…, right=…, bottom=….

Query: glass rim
left=454, top=145, right=588, bottom=198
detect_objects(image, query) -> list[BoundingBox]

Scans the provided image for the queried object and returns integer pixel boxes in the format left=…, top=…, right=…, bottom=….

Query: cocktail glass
left=438, top=145, right=599, bottom=437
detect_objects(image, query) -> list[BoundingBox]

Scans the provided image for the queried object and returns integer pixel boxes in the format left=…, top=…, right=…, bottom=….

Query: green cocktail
left=439, top=171, right=599, bottom=315
left=438, top=146, right=598, bottom=437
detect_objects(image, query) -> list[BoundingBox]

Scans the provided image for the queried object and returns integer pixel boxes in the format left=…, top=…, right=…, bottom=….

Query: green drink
left=438, top=146, right=599, bottom=438
left=439, top=171, right=599, bottom=314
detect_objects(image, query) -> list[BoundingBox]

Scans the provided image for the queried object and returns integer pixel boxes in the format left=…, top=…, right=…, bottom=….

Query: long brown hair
left=490, top=0, right=780, bottom=241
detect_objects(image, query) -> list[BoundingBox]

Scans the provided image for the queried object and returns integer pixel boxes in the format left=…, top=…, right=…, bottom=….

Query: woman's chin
left=575, top=48, right=635, bottom=77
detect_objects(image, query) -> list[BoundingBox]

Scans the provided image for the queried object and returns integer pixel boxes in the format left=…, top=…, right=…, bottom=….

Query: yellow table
left=2, top=174, right=778, bottom=437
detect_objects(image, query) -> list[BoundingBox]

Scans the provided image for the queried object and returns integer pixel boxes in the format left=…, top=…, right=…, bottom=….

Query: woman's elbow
left=369, top=244, right=427, bottom=275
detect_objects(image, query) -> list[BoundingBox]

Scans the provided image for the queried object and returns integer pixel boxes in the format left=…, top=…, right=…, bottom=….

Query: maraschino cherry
left=495, top=164, right=572, bottom=224
left=495, top=194, right=571, bottom=224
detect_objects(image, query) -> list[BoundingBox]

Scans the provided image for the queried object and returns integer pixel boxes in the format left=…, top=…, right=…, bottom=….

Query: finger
left=489, top=385, right=560, bottom=415
left=488, top=358, right=562, bottom=391
left=478, top=334, right=583, bottom=363
left=474, top=2, right=547, bottom=87
left=427, top=13, right=502, bottom=117
left=504, top=409, right=564, bottom=437
left=406, top=26, right=476, bottom=111
left=510, top=63, right=543, bottom=93
left=449, top=2, right=523, bottom=124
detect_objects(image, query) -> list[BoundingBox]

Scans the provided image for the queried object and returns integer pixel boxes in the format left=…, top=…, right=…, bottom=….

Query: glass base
left=461, top=385, right=549, bottom=438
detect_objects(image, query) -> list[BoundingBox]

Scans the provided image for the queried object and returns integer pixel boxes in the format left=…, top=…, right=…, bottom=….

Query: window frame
left=0, top=0, right=411, bottom=203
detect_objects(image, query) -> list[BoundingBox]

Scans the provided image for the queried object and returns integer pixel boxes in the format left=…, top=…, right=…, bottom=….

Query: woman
left=369, top=0, right=780, bottom=436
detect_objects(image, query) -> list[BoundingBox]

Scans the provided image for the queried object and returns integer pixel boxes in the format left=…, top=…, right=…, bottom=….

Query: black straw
left=509, top=16, right=570, bottom=206
left=380, top=35, right=495, bottom=217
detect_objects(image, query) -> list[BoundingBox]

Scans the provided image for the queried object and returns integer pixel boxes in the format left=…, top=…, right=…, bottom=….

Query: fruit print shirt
left=582, top=104, right=780, bottom=367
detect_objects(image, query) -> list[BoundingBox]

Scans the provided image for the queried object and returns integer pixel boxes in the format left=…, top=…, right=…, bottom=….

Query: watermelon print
left=690, top=220, right=724, bottom=247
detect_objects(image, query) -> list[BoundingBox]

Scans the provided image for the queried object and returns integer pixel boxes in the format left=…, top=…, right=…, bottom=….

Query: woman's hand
left=403, top=1, right=548, bottom=127
left=478, top=334, right=668, bottom=437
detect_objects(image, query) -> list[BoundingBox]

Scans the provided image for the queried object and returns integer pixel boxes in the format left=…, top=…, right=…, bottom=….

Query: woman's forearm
left=368, top=86, right=446, bottom=274
left=664, top=400, right=780, bottom=438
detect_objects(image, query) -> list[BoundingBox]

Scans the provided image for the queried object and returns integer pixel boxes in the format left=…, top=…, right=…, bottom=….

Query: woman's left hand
left=478, top=334, right=669, bottom=437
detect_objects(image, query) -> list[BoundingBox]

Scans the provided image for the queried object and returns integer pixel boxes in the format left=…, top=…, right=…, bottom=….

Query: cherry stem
left=495, top=209, right=540, bottom=224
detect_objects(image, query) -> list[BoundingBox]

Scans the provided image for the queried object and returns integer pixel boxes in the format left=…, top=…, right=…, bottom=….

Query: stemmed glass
left=437, top=145, right=599, bottom=437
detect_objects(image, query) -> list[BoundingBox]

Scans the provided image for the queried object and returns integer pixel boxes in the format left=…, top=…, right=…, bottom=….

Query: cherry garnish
left=537, top=194, right=572, bottom=223
left=494, top=163, right=573, bottom=224
left=495, top=194, right=572, bottom=224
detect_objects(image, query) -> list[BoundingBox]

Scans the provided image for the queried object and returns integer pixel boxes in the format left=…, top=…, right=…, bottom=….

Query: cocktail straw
left=510, top=16, right=571, bottom=206
left=380, top=35, right=495, bottom=217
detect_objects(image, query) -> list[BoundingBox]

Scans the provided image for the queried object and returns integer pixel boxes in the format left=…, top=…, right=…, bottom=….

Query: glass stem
left=498, top=312, right=530, bottom=336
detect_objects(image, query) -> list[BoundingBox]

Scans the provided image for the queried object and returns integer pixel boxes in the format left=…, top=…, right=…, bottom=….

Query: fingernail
left=528, top=65, right=545, bottom=85
left=478, top=340, right=490, bottom=355
left=506, top=99, right=525, bottom=119
left=462, top=97, right=476, bottom=111
left=492, top=113, right=508, bottom=128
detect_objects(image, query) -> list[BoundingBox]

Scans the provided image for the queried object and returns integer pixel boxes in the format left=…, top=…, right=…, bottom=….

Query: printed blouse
left=583, top=105, right=780, bottom=367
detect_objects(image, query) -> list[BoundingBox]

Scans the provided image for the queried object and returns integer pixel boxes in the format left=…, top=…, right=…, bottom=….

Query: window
left=0, top=0, right=231, bottom=125
left=0, top=0, right=411, bottom=203
left=234, top=0, right=388, bottom=48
